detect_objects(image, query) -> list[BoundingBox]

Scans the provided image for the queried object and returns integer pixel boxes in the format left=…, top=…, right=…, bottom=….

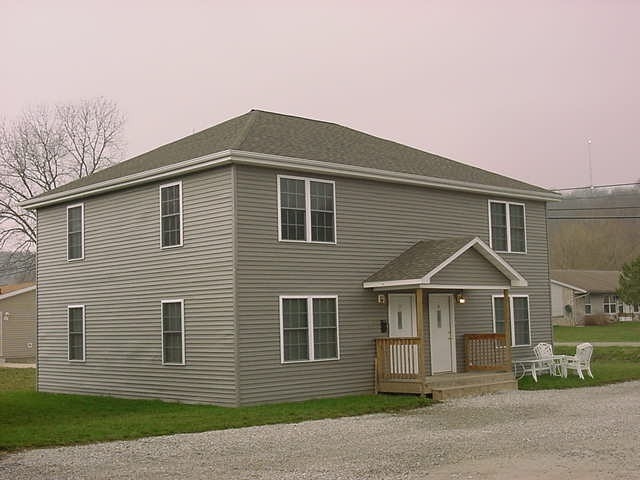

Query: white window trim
left=603, top=295, right=617, bottom=314
left=159, top=181, right=184, bottom=249
left=488, top=200, right=527, bottom=254
left=491, top=294, right=532, bottom=347
left=66, top=203, right=85, bottom=261
left=67, top=304, right=86, bottom=362
left=161, top=299, right=185, bottom=365
left=584, top=294, right=592, bottom=314
left=277, top=174, right=337, bottom=244
left=279, top=295, right=340, bottom=364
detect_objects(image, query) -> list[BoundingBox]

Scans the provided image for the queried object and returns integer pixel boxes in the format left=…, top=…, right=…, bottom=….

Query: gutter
left=21, top=149, right=561, bottom=209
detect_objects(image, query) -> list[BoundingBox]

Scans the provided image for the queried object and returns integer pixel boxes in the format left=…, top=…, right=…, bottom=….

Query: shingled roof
left=24, top=110, right=556, bottom=207
left=550, top=270, right=620, bottom=294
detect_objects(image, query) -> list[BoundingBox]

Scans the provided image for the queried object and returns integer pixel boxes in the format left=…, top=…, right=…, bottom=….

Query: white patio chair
left=562, top=342, right=594, bottom=380
left=533, top=342, right=560, bottom=376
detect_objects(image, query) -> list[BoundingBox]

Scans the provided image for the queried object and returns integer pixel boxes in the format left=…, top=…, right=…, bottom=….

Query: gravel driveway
left=2, top=381, right=640, bottom=479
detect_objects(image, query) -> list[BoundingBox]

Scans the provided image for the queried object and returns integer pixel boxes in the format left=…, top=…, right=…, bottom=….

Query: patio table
left=513, top=355, right=565, bottom=382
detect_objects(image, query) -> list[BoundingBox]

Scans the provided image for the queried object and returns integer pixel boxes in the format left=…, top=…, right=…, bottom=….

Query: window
left=278, top=176, right=335, bottom=243
left=584, top=294, right=592, bottom=315
left=67, top=204, right=84, bottom=260
left=161, top=300, right=184, bottom=365
left=160, top=182, right=183, bottom=248
left=634, top=304, right=640, bottom=313
left=280, top=296, right=339, bottom=362
left=68, top=305, right=85, bottom=361
left=489, top=201, right=526, bottom=253
left=603, top=295, right=618, bottom=314
left=492, top=295, right=531, bottom=346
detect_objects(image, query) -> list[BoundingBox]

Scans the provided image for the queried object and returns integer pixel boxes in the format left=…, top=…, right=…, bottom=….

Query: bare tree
left=0, top=98, right=125, bottom=275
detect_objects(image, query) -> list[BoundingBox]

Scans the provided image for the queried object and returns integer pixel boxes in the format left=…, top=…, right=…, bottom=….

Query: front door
left=388, top=294, right=416, bottom=337
left=429, top=294, right=455, bottom=373
left=388, top=294, right=418, bottom=374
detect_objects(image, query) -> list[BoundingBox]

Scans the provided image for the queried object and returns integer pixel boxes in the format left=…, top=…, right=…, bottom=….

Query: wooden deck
left=375, top=336, right=517, bottom=399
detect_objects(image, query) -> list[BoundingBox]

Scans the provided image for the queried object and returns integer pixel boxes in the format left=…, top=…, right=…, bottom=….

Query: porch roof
left=362, top=236, right=527, bottom=290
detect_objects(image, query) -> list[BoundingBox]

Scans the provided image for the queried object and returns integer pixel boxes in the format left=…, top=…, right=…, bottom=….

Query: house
left=0, top=282, right=36, bottom=363
left=22, top=110, right=559, bottom=405
left=551, top=269, right=640, bottom=325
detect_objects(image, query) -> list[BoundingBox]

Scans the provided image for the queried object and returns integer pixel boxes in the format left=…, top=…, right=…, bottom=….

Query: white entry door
left=429, top=294, right=455, bottom=373
left=388, top=294, right=416, bottom=338
left=388, top=294, right=418, bottom=374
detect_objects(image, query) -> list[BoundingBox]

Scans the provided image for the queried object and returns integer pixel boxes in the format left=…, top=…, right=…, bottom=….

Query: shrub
left=583, top=313, right=618, bottom=326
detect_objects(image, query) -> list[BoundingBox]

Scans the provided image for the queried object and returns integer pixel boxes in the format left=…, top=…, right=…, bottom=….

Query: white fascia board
left=422, top=237, right=479, bottom=283
left=362, top=278, right=424, bottom=289
left=21, top=148, right=560, bottom=210
left=421, top=237, right=528, bottom=288
left=20, top=151, right=234, bottom=209
left=422, top=284, right=511, bottom=290
left=467, top=238, right=528, bottom=287
left=550, top=279, right=587, bottom=294
left=231, top=151, right=561, bottom=202
left=0, top=285, right=36, bottom=301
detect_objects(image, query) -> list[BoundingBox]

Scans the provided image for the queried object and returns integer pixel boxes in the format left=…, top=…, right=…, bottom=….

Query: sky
left=1, top=0, right=639, bottom=190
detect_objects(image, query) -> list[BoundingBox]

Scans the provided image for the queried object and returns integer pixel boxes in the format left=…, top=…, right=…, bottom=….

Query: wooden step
left=427, top=371, right=514, bottom=388
left=431, top=379, right=518, bottom=401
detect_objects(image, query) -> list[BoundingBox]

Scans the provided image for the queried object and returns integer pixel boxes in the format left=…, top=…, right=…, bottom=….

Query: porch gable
left=363, top=236, right=527, bottom=290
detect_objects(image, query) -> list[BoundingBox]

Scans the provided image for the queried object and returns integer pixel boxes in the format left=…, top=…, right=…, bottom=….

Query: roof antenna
left=587, top=139, right=593, bottom=189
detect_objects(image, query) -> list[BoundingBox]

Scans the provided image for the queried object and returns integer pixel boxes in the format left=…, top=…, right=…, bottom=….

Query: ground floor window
left=161, top=300, right=185, bottom=365
left=584, top=294, right=592, bottom=314
left=280, top=296, right=339, bottom=363
left=603, top=295, right=618, bottom=314
left=492, top=295, right=531, bottom=346
left=68, top=305, right=85, bottom=361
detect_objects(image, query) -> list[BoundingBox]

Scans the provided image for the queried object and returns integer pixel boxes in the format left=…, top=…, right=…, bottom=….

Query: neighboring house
left=551, top=269, right=640, bottom=325
left=550, top=279, right=587, bottom=326
left=22, top=110, right=559, bottom=406
left=0, top=282, right=36, bottom=363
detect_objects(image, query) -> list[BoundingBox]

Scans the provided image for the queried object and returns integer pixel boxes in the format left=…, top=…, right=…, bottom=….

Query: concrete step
left=427, top=372, right=514, bottom=388
left=431, top=379, right=518, bottom=401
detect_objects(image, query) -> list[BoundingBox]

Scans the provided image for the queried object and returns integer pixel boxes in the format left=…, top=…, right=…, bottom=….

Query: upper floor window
left=278, top=175, right=335, bottom=243
left=492, top=295, right=531, bottom=346
left=68, top=305, right=85, bottom=361
left=67, top=204, right=84, bottom=260
left=280, top=296, right=339, bottom=363
left=161, top=299, right=185, bottom=365
left=160, top=182, right=183, bottom=248
left=489, top=201, right=526, bottom=253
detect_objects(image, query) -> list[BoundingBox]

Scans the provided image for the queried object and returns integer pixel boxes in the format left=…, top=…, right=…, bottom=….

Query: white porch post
left=415, top=288, right=426, bottom=381
left=503, top=289, right=513, bottom=368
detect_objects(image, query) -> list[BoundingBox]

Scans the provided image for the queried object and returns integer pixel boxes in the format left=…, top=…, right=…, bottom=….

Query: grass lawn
left=0, top=368, right=431, bottom=452
left=554, top=322, right=640, bottom=343
left=519, top=346, right=640, bottom=390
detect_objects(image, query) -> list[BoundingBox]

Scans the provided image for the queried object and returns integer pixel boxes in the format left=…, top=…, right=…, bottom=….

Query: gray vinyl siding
left=0, top=289, right=36, bottom=361
left=235, top=165, right=552, bottom=404
left=430, top=249, right=510, bottom=286
left=36, top=167, right=236, bottom=405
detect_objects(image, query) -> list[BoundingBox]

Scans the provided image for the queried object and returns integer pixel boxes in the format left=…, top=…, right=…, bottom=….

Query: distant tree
left=617, top=256, right=640, bottom=305
left=0, top=97, right=125, bottom=274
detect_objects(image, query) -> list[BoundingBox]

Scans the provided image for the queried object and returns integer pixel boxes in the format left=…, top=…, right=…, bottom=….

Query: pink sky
left=1, top=0, right=638, bottom=190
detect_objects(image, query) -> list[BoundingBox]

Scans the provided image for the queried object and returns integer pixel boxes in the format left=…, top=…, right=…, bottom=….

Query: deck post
left=503, top=289, right=512, bottom=369
left=415, top=288, right=426, bottom=389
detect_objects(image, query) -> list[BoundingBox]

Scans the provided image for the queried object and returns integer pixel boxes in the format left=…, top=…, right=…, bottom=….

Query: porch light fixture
left=455, top=293, right=466, bottom=304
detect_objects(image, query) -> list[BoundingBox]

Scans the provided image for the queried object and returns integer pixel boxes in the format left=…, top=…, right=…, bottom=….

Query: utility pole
left=587, top=139, right=593, bottom=189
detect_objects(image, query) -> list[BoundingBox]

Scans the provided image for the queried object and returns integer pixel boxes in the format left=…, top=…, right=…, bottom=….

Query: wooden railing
left=464, top=333, right=511, bottom=371
left=375, top=337, right=423, bottom=382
